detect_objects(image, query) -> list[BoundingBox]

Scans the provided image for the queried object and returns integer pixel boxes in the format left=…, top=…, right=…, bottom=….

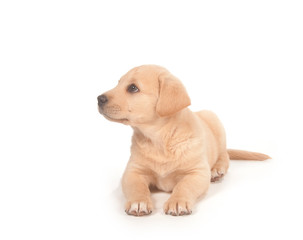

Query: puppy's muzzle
left=97, top=94, right=108, bottom=107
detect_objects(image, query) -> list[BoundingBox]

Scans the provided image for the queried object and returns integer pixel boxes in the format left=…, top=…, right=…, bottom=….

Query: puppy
left=97, top=65, right=270, bottom=216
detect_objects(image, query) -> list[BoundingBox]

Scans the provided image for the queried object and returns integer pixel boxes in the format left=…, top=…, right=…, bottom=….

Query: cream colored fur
left=98, top=65, right=270, bottom=216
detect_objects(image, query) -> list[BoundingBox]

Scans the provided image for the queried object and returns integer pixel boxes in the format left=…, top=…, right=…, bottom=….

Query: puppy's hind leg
left=211, top=151, right=230, bottom=182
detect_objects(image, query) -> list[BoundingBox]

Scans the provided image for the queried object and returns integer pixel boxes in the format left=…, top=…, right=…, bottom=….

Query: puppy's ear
left=156, top=73, right=191, bottom=117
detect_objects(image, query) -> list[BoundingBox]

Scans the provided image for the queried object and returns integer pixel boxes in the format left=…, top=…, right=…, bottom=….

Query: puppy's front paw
left=125, top=200, right=153, bottom=216
left=164, top=198, right=192, bottom=216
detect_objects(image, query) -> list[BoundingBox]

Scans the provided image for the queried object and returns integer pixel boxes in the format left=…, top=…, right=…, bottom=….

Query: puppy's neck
left=132, top=118, right=169, bottom=144
left=132, top=108, right=191, bottom=146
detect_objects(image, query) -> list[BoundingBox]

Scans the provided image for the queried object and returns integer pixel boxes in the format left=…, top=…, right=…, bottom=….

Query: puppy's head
left=97, top=65, right=191, bottom=126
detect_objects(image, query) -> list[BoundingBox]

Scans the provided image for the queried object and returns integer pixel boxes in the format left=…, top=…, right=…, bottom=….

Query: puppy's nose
left=97, top=94, right=108, bottom=106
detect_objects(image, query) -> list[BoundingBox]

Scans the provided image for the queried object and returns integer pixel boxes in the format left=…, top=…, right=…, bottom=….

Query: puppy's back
left=196, top=110, right=227, bottom=153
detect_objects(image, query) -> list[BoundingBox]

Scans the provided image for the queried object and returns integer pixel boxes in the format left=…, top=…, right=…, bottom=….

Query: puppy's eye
left=127, top=84, right=139, bottom=93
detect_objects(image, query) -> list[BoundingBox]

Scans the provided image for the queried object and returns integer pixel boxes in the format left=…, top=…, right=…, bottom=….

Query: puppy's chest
left=134, top=135, right=193, bottom=161
left=133, top=141, right=190, bottom=177
left=144, top=156, right=182, bottom=192
left=135, top=141, right=176, bottom=163
left=132, top=137, right=203, bottom=192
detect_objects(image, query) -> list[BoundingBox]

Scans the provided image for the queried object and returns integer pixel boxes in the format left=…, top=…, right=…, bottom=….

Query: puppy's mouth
left=98, top=107, right=128, bottom=123
left=103, top=113, right=128, bottom=123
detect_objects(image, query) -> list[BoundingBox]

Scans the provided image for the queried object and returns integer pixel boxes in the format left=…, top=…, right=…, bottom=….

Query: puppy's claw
left=164, top=199, right=192, bottom=216
left=211, top=169, right=226, bottom=182
left=125, top=201, right=153, bottom=217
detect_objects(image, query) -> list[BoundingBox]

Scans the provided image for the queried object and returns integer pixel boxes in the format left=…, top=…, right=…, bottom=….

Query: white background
left=0, top=0, right=302, bottom=239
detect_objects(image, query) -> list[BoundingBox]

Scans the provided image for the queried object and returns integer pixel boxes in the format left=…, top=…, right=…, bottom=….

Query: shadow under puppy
left=97, top=65, right=270, bottom=216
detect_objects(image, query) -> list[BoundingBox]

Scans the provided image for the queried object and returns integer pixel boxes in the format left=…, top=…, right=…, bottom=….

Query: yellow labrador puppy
left=97, top=65, right=270, bottom=216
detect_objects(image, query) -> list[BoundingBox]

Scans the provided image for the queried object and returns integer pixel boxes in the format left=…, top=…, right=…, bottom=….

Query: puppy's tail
left=227, top=149, right=271, bottom=161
